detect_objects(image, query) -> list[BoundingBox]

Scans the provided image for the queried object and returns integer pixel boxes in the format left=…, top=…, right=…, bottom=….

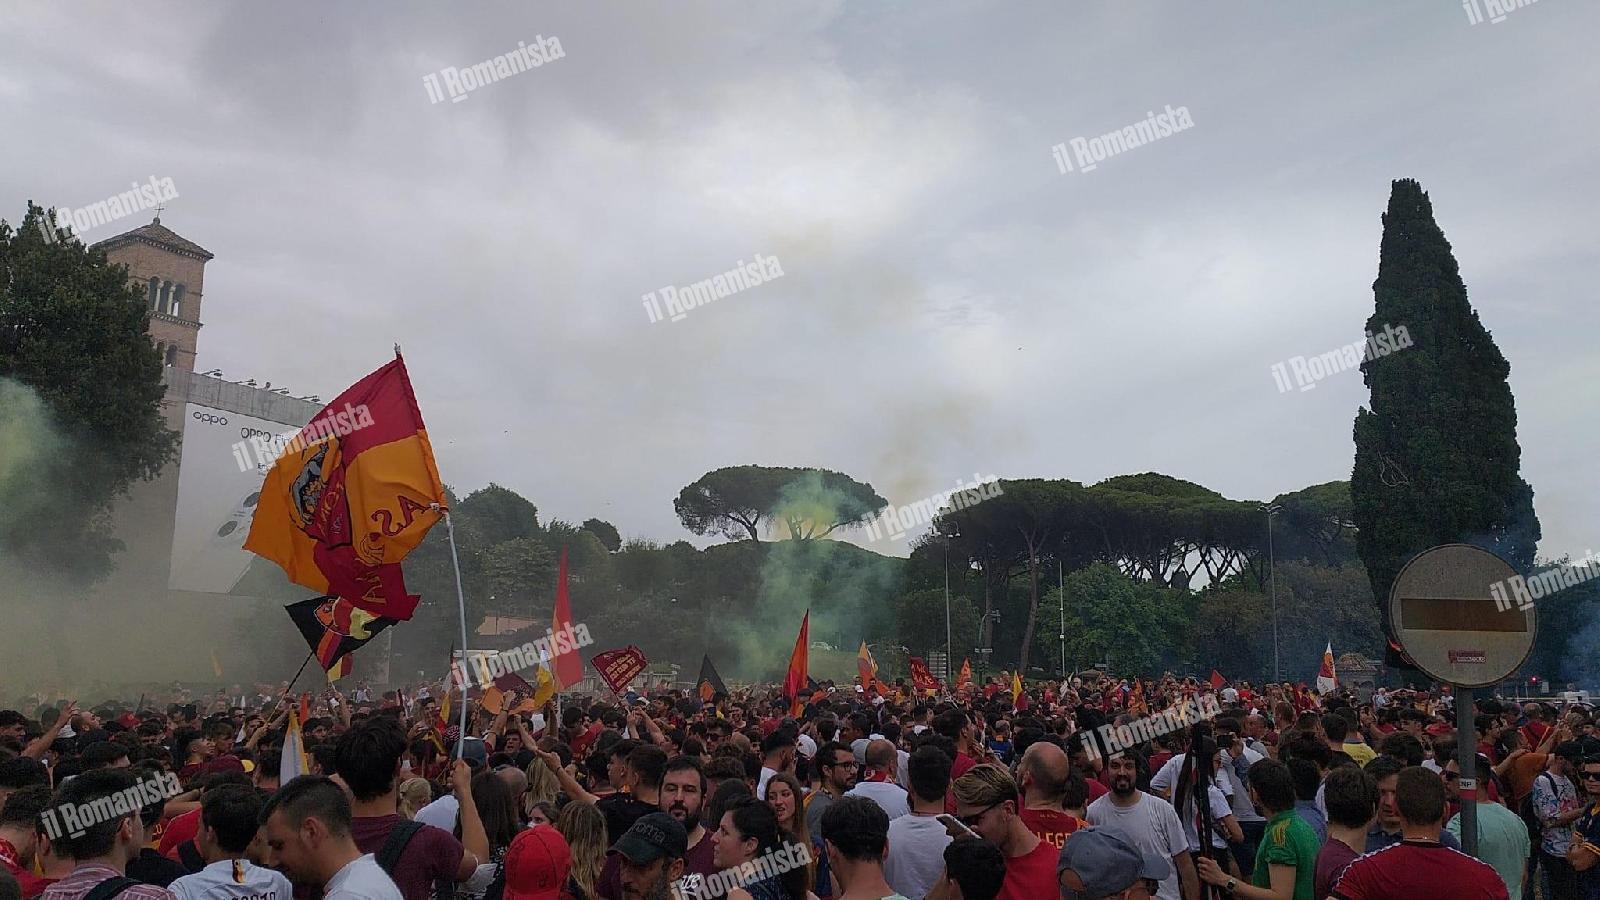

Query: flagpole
left=442, top=509, right=471, bottom=760
left=285, top=649, right=316, bottom=695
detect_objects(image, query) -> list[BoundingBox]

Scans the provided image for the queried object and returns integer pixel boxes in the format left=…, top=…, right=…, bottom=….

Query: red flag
left=591, top=646, right=649, bottom=695
left=784, top=610, right=810, bottom=716
left=551, top=547, right=583, bottom=689
left=1208, top=669, right=1226, bottom=691
left=909, top=657, right=941, bottom=695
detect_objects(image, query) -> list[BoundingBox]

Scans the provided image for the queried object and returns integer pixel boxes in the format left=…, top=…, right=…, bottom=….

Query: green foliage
left=0, top=204, right=178, bottom=581
left=581, top=518, right=622, bottom=552
left=1352, top=180, right=1539, bottom=657
left=892, top=588, right=981, bottom=661
left=1031, top=564, right=1189, bottom=677
left=674, top=466, right=887, bottom=541
left=457, top=484, right=540, bottom=542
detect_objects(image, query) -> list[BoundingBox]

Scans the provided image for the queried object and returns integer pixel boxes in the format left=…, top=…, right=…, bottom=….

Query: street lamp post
left=1058, top=559, right=1066, bottom=678
left=1262, top=504, right=1283, bottom=683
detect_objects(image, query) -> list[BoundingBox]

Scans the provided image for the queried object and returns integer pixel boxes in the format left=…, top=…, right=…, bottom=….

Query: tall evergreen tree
left=1352, top=179, right=1539, bottom=662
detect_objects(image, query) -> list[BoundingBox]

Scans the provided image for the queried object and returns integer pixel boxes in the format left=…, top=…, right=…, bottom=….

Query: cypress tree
left=1351, top=179, right=1539, bottom=661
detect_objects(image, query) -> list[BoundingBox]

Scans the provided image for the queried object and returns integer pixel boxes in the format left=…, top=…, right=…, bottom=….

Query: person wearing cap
left=611, top=812, right=686, bottom=900
left=1057, top=825, right=1171, bottom=900
left=501, top=826, right=573, bottom=900
left=951, top=764, right=1056, bottom=900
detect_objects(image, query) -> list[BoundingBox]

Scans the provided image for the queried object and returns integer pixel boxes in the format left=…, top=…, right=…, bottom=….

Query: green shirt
left=1252, top=809, right=1320, bottom=900
left=1446, top=802, right=1531, bottom=897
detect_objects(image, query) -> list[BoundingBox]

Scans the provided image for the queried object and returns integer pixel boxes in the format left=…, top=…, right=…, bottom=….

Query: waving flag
left=697, top=655, right=729, bottom=703
left=280, top=708, right=308, bottom=784
left=244, top=353, right=444, bottom=620
left=956, top=658, right=973, bottom=691
left=1317, top=642, right=1337, bottom=694
left=287, top=595, right=397, bottom=681
left=592, top=646, right=649, bottom=694
left=909, top=657, right=941, bottom=695
left=784, top=610, right=809, bottom=717
left=550, top=547, right=583, bottom=689
left=1011, top=670, right=1024, bottom=710
left=1209, top=669, right=1227, bottom=691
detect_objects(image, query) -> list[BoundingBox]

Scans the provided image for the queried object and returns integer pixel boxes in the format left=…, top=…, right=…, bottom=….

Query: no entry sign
left=1388, top=543, right=1535, bottom=688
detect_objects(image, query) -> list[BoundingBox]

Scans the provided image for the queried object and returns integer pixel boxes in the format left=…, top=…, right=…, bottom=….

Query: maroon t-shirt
left=1314, top=839, right=1361, bottom=899
left=351, top=814, right=465, bottom=900
left=1332, top=840, right=1508, bottom=900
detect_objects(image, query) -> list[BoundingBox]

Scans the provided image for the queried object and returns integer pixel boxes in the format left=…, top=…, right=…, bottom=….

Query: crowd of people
left=1, top=670, right=1599, bottom=900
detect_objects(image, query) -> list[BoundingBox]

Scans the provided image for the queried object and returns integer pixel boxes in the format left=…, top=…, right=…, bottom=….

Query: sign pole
left=1455, top=685, right=1478, bottom=856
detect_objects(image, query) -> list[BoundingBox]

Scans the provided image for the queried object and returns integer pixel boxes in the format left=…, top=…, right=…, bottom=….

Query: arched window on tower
left=171, top=284, right=185, bottom=319
left=166, top=345, right=179, bottom=367
left=147, top=277, right=159, bottom=310
left=158, top=281, right=172, bottom=315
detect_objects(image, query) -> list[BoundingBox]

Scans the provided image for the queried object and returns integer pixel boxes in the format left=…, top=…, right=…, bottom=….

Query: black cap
left=609, top=812, right=687, bottom=864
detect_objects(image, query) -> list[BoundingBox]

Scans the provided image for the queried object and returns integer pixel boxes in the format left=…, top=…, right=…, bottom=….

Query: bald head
left=496, top=765, right=527, bottom=799
left=1019, top=740, right=1070, bottom=804
left=865, top=739, right=897, bottom=774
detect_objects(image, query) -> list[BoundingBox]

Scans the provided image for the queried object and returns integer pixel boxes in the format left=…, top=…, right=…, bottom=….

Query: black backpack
left=83, top=877, right=141, bottom=900
left=376, top=819, right=426, bottom=876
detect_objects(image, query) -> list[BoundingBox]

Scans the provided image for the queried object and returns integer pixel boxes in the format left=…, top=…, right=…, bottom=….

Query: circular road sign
left=1388, top=543, right=1536, bottom=688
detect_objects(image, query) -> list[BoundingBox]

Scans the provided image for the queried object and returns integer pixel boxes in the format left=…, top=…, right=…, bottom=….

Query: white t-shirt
left=1174, top=782, right=1234, bottom=851
left=884, top=814, right=953, bottom=900
left=415, top=794, right=460, bottom=831
left=845, top=780, right=911, bottom=820
left=324, top=854, right=403, bottom=900
left=757, top=766, right=779, bottom=799
left=1087, top=792, right=1188, bottom=900
left=171, top=859, right=294, bottom=900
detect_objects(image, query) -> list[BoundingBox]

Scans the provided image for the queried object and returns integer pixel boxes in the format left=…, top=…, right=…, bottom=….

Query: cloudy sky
left=4, top=1, right=1597, bottom=560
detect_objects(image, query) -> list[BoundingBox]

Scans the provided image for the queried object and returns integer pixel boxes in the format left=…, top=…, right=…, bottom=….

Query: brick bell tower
left=95, top=214, right=214, bottom=375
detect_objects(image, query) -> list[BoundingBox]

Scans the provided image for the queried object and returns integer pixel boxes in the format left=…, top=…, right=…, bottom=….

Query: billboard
left=167, top=403, right=299, bottom=593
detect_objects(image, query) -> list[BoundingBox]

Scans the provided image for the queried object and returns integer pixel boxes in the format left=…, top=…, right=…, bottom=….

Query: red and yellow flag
left=550, top=547, right=584, bottom=689
left=1011, top=670, right=1024, bottom=711
left=784, top=610, right=810, bottom=717
left=244, top=354, right=444, bottom=620
left=956, top=657, right=972, bottom=691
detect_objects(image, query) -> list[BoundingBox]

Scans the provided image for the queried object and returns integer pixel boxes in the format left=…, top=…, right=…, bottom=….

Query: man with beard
left=596, top=757, right=714, bottom=900
left=613, top=814, right=687, bottom=900
left=806, top=742, right=858, bottom=836
left=256, top=775, right=401, bottom=900
left=1086, top=753, right=1196, bottom=900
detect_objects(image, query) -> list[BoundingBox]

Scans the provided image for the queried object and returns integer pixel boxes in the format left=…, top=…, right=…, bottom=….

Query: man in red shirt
left=935, top=710, right=982, bottom=813
left=952, top=765, right=1057, bottom=900
left=1332, top=766, right=1507, bottom=899
left=1016, top=742, right=1087, bottom=849
left=0, top=786, right=55, bottom=897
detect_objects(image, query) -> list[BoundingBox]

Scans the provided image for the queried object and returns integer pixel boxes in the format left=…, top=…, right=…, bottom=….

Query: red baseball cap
left=504, top=826, right=572, bottom=900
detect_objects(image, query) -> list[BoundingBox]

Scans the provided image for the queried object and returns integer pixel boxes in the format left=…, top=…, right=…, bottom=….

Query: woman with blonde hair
left=524, top=757, right=560, bottom=818
left=555, top=800, right=606, bottom=900
left=398, top=777, right=433, bottom=819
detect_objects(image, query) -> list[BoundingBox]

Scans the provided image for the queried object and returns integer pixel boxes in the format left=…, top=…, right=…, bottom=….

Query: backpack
left=84, top=877, right=141, bottom=900
left=1518, top=771, right=1556, bottom=843
left=377, top=819, right=426, bottom=876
